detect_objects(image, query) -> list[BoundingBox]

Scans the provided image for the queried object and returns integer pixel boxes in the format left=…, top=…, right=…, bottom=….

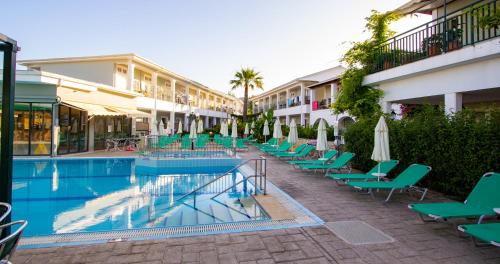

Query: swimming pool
left=12, top=157, right=269, bottom=237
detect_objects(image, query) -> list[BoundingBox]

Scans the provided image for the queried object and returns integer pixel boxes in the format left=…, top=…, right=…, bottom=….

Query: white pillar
left=330, top=83, right=337, bottom=103
left=204, top=115, right=209, bottom=128
left=310, top=88, right=316, bottom=111
left=169, top=78, right=177, bottom=134
left=268, top=96, right=271, bottom=110
left=300, top=84, right=305, bottom=105
left=444, top=93, right=463, bottom=115
left=197, top=89, right=201, bottom=107
left=300, top=113, right=306, bottom=126
left=381, top=101, right=392, bottom=114
left=285, top=115, right=290, bottom=126
left=184, top=113, right=189, bottom=131
left=151, top=72, right=158, bottom=127
left=276, top=94, right=280, bottom=110
left=127, top=61, right=135, bottom=91
left=213, top=117, right=217, bottom=127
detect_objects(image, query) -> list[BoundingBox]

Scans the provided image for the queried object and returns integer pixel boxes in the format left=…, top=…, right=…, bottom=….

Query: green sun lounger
left=264, top=141, right=292, bottom=154
left=408, top=172, right=500, bottom=222
left=236, top=139, right=248, bottom=150
left=255, top=138, right=278, bottom=148
left=272, top=144, right=307, bottom=157
left=276, top=145, right=315, bottom=160
left=287, top=149, right=337, bottom=165
left=297, top=152, right=354, bottom=172
left=458, top=222, right=500, bottom=247
left=181, top=138, right=192, bottom=149
left=347, top=164, right=431, bottom=202
left=259, top=139, right=283, bottom=151
left=327, top=160, right=399, bottom=182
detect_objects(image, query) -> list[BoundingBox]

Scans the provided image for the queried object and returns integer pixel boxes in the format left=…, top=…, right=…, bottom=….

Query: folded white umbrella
left=197, top=119, right=204, bottom=133
left=165, top=120, right=171, bottom=135
left=251, top=121, right=255, bottom=129
left=250, top=129, right=254, bottom=135
left=316, top=119, right=328, bottom=153
left=231, top=120, right=238, bottom=138
left=287, top=119, right=298, bottom=145
left=263, top=120, right=270, bottom=136
left=273, top=119, right=282, bottom=139
left=371, top=116, right=390, bottom=176
left=189, top=121, right=197, bottom=139
left=150, top=121, right=158, bottom=136
left=219, top=121, right=225, bottom=135
left=158, top=120, right=165, bottom=136
left=223, top=121, right=229, bottom=137
left=244, top=123, right=249, bottom=135
left=177, top=120, right=183, bottom=134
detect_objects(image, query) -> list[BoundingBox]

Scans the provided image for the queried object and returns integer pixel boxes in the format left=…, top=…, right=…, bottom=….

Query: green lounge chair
left=327, top=160, right=399, bottom=182
left=274, top=145, right=313, bottom=159
left=288, top=149, right=337, bottom=166
left=264, top=141, right=292, bottom=154
left=297, top=152, right=355, bottom=172
left=258, top=139, right=281, bottom=151
left=409, top=172, right=500, bottom=223
left=347, top=164, right=431, bottom=203
left=255, top=138, right=278, bottom=148
left=458, top=222, right=500, bottom=247
left=236, top=139, right=248, bottom=150
left=272, top=144, right=307, bottom=157
left=181, top=138, right=192, bottom=149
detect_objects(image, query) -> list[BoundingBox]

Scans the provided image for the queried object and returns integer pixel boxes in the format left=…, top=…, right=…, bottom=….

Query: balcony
left=312, top=98, right=331, bottom=111
left=371, top=0, right=499, bottom=73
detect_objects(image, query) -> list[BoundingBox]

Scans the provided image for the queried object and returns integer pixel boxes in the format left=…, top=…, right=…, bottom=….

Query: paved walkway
left=13, top=147, right=500, bottom=263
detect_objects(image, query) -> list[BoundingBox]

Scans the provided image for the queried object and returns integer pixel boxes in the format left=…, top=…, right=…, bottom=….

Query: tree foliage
left=230, top=68, right=263, bottom=121
left=333, top=10, right=400, bottom=119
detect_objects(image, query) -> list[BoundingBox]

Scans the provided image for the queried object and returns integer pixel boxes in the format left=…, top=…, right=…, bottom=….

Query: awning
left=106, top=106, right=150, bottom=118
left=62, top=101, right=123, bottom=116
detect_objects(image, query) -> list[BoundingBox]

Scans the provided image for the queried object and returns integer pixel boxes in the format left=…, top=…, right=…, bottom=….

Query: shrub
left=344, top=107, right=500, bottom=199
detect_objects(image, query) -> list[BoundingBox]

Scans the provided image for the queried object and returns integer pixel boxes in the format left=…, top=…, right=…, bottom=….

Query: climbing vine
left=333, top=10, right=401, bottom=119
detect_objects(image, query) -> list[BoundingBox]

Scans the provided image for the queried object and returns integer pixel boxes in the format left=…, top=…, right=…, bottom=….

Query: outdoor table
left=371, top=172, right=387, bottom=181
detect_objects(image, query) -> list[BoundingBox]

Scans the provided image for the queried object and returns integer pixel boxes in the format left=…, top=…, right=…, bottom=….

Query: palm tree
left=230, top=68, right=263, bottom=121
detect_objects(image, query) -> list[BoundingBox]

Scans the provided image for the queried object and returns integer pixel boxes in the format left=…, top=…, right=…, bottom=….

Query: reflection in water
left=12, top=158, right=267, bottom=237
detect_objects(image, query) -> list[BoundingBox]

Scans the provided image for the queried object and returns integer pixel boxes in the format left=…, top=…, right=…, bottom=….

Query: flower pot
left=383, top=60, right=393, bottom=70
left=428, top=44, right=442, bottom=57
left=447, top=40, right=461, bottom=51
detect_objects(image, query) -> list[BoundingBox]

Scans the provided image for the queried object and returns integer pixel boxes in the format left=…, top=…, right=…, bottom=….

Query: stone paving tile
left=12, top=146, right=500, bottom=263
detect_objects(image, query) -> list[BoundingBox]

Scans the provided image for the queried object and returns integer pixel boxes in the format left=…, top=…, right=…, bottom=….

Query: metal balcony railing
left=371, top=0, right=499, bottom=73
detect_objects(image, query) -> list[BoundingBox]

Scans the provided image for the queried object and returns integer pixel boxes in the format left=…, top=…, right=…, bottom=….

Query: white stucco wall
left=38, top=61, right=115, bottom=86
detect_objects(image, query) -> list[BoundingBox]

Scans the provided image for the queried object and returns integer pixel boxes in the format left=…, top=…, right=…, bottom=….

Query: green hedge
left=344, top=107, right=500, bottom=199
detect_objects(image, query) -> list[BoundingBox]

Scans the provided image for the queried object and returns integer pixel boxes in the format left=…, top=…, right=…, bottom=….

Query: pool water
left=12, top=158, right=269, bottom=237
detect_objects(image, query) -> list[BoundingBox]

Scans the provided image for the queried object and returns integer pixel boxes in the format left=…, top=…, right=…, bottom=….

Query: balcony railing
left=371, top=0, right=499, bottom=73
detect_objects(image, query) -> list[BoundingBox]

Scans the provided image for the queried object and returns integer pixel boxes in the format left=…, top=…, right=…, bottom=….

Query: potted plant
left=478, top=12, right=500, bottom=30
left=421, top=34, right=443, bottom=57
left=446, top=27, right=463, bottom=51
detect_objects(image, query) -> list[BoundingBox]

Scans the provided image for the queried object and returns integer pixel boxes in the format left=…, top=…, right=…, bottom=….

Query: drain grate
left=324, top=221, right=395, bottom=245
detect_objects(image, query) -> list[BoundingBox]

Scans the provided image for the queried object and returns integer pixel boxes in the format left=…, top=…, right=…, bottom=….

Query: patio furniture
left=235, top=139, right=248, bottom=150
left=253, top=138, right=277, bottom=148
left=297, top=152, right=355, bottom=172
left=257, top=138, right=281, bottom=151
left=347, top=164, right=431, bottom=203
left=263, top=141, right=292, bottom=154
left=409, top=172, right=500, bottom=223
left=458, top=222, right=500, bottom=247
left=0, top=220, right=28, bottom=264
left=287, top=149, right=338, bottom=166
left=271, top=144, right=308, bottom=157
left=0, top=203, right=11, bottom=223
left=327, top=160, right=399, bottom=183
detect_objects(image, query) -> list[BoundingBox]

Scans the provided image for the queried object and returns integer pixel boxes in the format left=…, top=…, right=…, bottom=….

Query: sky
left=2, top=0, right=429, bottom=97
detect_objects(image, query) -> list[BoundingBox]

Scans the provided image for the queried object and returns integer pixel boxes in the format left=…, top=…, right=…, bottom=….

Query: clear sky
left=2, top=0, right=429, bottom=97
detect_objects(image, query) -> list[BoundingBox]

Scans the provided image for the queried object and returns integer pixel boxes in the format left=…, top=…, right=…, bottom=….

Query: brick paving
left=12, top=146, right=500, bottom=263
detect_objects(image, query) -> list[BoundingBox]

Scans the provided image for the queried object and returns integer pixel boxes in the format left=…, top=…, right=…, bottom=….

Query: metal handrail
left=172, top=157, right=267, bottom=206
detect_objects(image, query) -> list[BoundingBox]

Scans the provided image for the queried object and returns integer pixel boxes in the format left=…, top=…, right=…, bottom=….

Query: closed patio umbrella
left=371, top=116, right=390, bottom=177
left=189, top=120, right=197, bottom=139
left=158, top=120, right=165, bottom=135
left=273, top=119, right=282, bottom=139
left=251, top=121, right=255, bottom=129
left=222, top=121, right=229, bottom=137
left=219, top=121, right=225, bottom=135
left=197, top=119, right=204, bottom=134
left=263, top=120, right=270, bottom=142
left=316, top=119, right=328, bottom=155
left=177, top=120, right=183, bottom=134
left=165, top=120, right=171, bottom=135
left=231, top=119, right=238, bottom=147
left=287, top=119, right=298, bottom=145
left=150, top=121, right=158, bottom=136
left=244, top=123, right=249, bottom=136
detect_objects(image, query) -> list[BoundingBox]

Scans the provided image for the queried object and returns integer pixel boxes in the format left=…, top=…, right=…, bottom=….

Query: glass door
left=30, top=103, right=52, bottom=155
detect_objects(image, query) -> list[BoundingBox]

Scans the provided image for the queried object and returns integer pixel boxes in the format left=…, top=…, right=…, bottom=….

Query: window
left=13, top=103, right=53, bottom=156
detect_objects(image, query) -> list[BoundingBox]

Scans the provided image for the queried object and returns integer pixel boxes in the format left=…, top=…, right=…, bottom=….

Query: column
left=131, top=117, right=137, bottom=136
left=285, top=115, right=290, bottom=126
left=126, top=61, right=135, bottom=91
left=300, top=84, right=305, bottom=105
left=52, top=104, right=60, bottom=156
left=197, top=89, right=201, bottom=107
left=444, top=93, right=462, bottom=115
left=151, top=72, right=158, bottom=127
left=268, top=96, right=271, bottom=110
left=310, top=88, right=316, bottom=111
left=213, top=117, right=217, bottom=127
left=169, top=78, right=177, bottom=134
left=330, top=83, right=337, bottom=103
left=184, top=113, right=189, bottom=131
left=300, top=113, right=306, bottom=126
left=204, top=115, right=209, bottom=128
left=381, top=101, right=392, bottom=114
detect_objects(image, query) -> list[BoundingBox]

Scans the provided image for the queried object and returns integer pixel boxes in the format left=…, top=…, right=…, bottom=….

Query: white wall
left=39, top=61, right=115, bottom=86
left=274, top=104, right=310, bottom=117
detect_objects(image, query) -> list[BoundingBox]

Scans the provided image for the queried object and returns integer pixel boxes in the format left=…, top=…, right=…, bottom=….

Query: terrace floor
left=13, top=146, right=500, bottom=263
